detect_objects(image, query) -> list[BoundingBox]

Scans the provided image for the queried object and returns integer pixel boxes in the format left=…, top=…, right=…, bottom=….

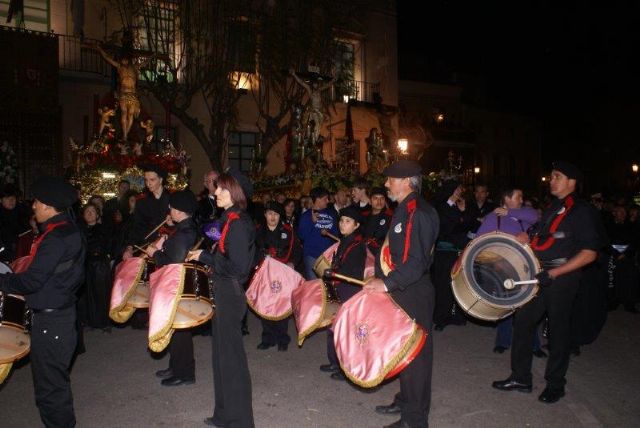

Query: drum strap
left=272, top=224, right=295, bottom=263
left=402, top=199, right=417, bottom=263
left=20, top=221, right=67, bottom=272
left=218, top=212, right=240, bottom=255
left=530, top=196, right=574, bottom=251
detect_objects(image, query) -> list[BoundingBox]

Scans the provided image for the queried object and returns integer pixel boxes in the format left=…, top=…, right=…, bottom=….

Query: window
left=228, top=132, right=257, bottom=173
left=334, top=40, right=356, bottom=100
left=138, top=1, right=177, bottom=82
left=0, top=0, right=49, bottom=32
left=227, top=17, right=256, bottom=73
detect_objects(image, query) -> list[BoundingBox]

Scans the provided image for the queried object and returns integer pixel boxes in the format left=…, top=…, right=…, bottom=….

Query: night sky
left=397, top=1, right=640, bottom=191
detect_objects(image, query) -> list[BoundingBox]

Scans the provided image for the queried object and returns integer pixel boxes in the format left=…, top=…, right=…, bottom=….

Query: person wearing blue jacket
left=297, top=187, right=338, bottom=279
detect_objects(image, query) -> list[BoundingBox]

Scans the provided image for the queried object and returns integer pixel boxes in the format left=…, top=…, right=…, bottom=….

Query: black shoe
left=203, top=417, right=224, bottom=427
left=492, top=378, right=532, bottom=393
left=383, top=419, right=411, bottom=428
left=330, top=371, right=346, bottom=381
left=493, top=346, right=507, bottom=354
left=375, top=402, right=402, bottom=415
left=155, top=367, right=173, bottom=379
left=241, top=325, right=250, bottom=335
left=319, top=363, right=339, bottom=373
left=257, top=342, right=275, bottom=350
left=538, top=387, right=565, bottom=404
left=161, top=376, right=195, bottom=387
left=533, top=349, right=548, bottom=358
left=277, top=343, right=288, bottom=352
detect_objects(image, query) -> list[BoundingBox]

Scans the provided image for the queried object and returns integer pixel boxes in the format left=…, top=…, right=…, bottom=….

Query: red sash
left=530, top=196, right=574, bottom=252
left=10, top=221, right=67, bottom=273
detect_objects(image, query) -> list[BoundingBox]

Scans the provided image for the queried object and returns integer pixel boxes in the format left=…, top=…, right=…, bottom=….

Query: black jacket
left=153, top=217, right=198, bottom=267
left=0, top=213, right=86, bottom=310
left=330, top=233, right=367, bottom=302
left=127, top=188, right=170, bottom=247
left=255, top=222, right=301, bottom=266
left=375, top=193, right=439, bottom=322
left=200, top=206, right=256, bottom=284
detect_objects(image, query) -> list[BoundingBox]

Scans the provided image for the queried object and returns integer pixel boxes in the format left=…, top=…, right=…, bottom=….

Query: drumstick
left=144, top=219, right=169, bottom=240
left=18, top=229, right=32, bottom=237
left=133, top=244, right=151, bottom=255
left=503, top=278, right=538, bottom=290
left=331, top=272, right=367, bottom=287
left=322, top=230, right=340, bottom=242
left=190, top=237, right=204, bottom=252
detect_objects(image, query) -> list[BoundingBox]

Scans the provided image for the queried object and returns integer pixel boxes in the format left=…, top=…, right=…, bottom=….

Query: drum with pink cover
left=332, top=290, right=427, bottom=388
left=291, top=278, right=340, bottom=346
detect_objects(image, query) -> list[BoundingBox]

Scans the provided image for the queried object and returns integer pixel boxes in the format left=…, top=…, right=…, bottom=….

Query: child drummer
left=144, top=189, right=198, bottom=387
left=320, top=205, right=368, bottom=381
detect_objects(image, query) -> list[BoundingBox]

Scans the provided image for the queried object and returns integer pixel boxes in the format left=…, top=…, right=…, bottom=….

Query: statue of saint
left=140, top=119, right=155, bottom=143
left=290, top=68, right=335, bottom=144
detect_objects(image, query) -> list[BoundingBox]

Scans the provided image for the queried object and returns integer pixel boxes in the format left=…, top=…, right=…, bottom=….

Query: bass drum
left=451, top=232, right=540, bottom=321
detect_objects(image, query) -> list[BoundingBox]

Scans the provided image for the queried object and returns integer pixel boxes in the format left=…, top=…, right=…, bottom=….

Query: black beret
left=139, top=163, right=168, bottom=181
left=31, top=176, right=78, bottom=209
left=169, top=189, right=197, bottom=215
left=1, top=184, right=19, bottom=198
left=370, top=186, right=387, bottom=197
left=339, top=205, right=363, bottom=225
left=382, top=160, right=422, bottom=178
left=264, top=201, right=284, bottom=218
left=227, top=167, right=253, bottom=199
left=552, top=161, right=583, bottom=181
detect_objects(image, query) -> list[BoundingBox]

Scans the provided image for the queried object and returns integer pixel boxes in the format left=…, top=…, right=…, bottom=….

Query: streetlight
left=474, top=167, right=480, bottom=174
left=633, top=163, right=639, bottom=173
left=397, top=138, right=408, bottom=155
left=541, top=176, right=547, bottom=182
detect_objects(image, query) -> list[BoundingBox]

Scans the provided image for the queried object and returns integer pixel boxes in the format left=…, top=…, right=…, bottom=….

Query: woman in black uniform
left=188, top=170, right=256, bottom=428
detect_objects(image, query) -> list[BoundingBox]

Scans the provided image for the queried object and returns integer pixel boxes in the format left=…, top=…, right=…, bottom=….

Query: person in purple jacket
left=477, top=187, right=547, bottom=357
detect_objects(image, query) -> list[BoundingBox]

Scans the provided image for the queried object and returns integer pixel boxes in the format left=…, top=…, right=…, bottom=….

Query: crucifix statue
left=290, top=67, right=335, bottom=144
left=85, top=32, right=154, bottom=141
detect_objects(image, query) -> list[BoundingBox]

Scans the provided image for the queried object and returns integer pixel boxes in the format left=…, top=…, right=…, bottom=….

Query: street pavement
left=1, top=308, right=639, bottom=427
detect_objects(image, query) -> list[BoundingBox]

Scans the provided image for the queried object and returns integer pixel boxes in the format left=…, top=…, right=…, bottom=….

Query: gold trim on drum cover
left=109, top=260, right=146, bottom=323
left=451, top=232, right=540, bottom=322
left=148, top=265, right=187, bottom=353
left=339, top=295, right=427, bottom=388
left=296, top=281, right=334, bottom=347
left=0, top=362, right=12, bottom=384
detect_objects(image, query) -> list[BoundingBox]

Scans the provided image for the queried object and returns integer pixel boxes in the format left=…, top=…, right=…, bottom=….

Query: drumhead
left=173, top=299, right=213, bottom=329
left=0, top=325, right=30, bottom=364
left=0, top=261, right=12, bottom=275
left=465, top=233, right=539, bottom=307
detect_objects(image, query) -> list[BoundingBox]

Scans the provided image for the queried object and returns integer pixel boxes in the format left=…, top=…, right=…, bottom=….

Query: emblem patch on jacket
left=394, top=223, right=402, bottom=233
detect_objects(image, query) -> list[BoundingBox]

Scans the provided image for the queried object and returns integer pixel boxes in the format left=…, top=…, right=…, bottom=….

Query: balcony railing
left=331, top=80, right=381, bottom=104
left=58, top=34, right=112, bottom=78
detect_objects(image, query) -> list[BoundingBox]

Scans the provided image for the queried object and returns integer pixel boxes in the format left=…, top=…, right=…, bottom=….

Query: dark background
left=397, top=0, right=640, bottom=195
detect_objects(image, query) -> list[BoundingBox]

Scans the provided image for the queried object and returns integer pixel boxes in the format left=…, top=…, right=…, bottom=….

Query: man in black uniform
left=362, top=186, right=392, bottom=255
left=466, top=183, right=496, bottom=235
left=0, top=176, right=85, bottom=427
left=122, top=164, right=170, bottom=259
left=146, top=189, right=199, bottom=386
left=254, top=201, right=302, bottom=351
left=122, top=164, right=170, bottom=329
left=432, top=180, right=473, bottom=330
left=493, top=161, right=600, bottom=404
left=364, top=160, right=439, bottom=428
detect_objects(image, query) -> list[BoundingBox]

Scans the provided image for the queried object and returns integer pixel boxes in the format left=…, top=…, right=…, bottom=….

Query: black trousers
left=210, top=278, right=254, bottom=428
left=432, top=250, right=464, bottom=325
left=169, top=330, right=195, bottom=379
left=31, top=307, right=77, bottom=428
left=511, top=272, right=580, bottom=390
left=260, top=318, right=290, bottom=346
